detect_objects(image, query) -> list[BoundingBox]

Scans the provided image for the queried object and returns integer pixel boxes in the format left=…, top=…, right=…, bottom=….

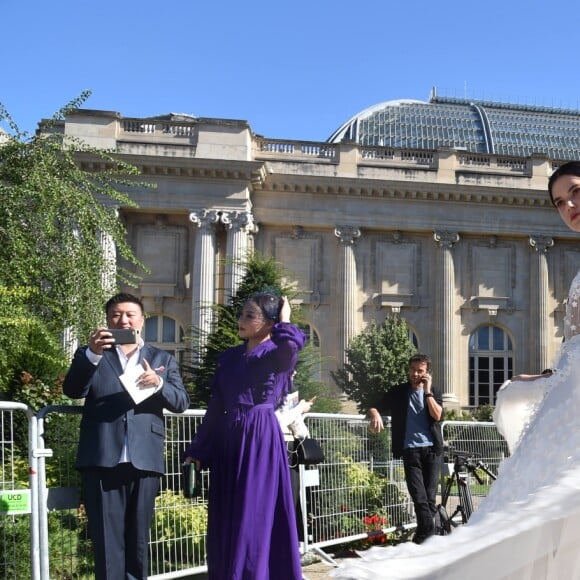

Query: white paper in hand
left=119, top=364, right=156, bottom=404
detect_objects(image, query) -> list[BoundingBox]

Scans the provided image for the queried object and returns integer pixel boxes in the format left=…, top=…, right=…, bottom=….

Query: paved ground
left=193, top=553, right=352, bottom=579
left=302, top=559, right=343, bottom=579
left=300, top=548, right=364, bottom=579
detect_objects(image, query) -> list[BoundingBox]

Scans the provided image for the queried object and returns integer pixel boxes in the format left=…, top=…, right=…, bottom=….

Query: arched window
left=469, top=325, right=513, bottom=407
left=298, top=323, right=322, bottom=381
left=144, top=315, right=185, bottom=362
left=408, top=328, right=419, bottom=349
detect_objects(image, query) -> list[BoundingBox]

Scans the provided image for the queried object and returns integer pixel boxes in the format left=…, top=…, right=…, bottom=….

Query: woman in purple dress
left=184, top=292, right=306, bottom=579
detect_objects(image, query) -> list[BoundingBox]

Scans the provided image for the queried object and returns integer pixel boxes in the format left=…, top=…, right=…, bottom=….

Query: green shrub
left=151, top=490, right=208, bottom=571
left=0, top=515, right=32, bottom=578
left=311, top=457, right=412, bottom=544
left=47, top=509, right=93, bottom=579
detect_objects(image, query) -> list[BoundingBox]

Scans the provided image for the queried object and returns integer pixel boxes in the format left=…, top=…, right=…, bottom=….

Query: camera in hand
left=107, top=328, right=140, bottom=344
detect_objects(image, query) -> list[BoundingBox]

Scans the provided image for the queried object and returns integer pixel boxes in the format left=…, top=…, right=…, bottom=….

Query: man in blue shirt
left=367, top=354, right=444, bottom=544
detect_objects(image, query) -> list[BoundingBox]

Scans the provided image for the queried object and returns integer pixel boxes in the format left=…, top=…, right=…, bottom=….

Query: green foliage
left=0, top=286, right=71, bottom=451
left=472, top=404, right=494, bottom=422
left=182, top=303, right=239, bottom=408
left=0, top=516, right=32, bottom=578
left=0, top=93, right=145, bottom=344
left=183, top=253, right=292, bottom=407
left=152, top=491, right=208, bottom=569
left=311, top=457, right=412, bottom=545
left=0, top=286, right=54, bottom=394
left=1, top=309, right=70, bottom=409
left=331, top=317, right=417, bottom=412
left=444, top=407, right=475, bottom=421
left=0, top=94, right=147, bottom=412
left=47, top=510, right=93, bottom=579
left=0, top=510, right=92, bottom=579
left=293, top=342, right=342, bottom=414
left=443, top=406, right=495, bottom=422
left=367, top=426, right=391, bottom=455
left=0, top=455, right=29, bottom=488
left=0, top=285, right=70, bottom=457
left=305, top=420, right=412, bottom=546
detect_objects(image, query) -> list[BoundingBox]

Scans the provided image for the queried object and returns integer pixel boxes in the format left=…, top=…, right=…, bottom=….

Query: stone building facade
left=51, top=98, right=580, bottom=409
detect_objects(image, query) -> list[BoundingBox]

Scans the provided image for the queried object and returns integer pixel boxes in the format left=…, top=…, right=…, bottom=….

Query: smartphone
left=107, top=328, right=140, bottom=344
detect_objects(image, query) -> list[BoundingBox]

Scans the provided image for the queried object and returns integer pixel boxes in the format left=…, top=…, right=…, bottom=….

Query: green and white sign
left=0, top=490, right=31, bottom=515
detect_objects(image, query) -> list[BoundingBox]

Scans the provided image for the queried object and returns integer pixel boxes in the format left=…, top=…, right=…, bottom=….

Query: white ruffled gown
left=332, top=271, right=580, bottom=580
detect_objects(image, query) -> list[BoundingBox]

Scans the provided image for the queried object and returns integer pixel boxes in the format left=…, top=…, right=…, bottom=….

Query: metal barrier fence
left=35, top=406, right=210, bottom=580
left=0, top=402, right=40, bottom=579
left=297, top=416, right=509, bottom=560
left=5, top=405, right=509, bottom=579
left=440, top=420, right=509, bottom=517
left=299, top=413, right=415, bottom=563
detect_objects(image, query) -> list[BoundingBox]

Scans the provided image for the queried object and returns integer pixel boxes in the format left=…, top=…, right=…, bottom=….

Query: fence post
left=35, top=408, right=56, bottom=580
left=0, top=402, right=39, bottom=579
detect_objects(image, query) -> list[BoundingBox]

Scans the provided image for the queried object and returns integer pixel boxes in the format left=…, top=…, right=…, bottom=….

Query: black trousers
left=402, top=447, right=442, bottom=543
left=82, top=464, right=160, bottom=580
left=286, top=440, right=305, bottom=541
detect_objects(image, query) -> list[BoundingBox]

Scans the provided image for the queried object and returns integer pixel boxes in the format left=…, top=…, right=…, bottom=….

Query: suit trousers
left=402, top=446, right=442, bottom=543
left=82, top=463, right=160, bottom=580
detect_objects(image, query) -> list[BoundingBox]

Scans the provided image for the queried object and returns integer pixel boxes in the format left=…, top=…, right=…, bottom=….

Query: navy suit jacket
left=63, top=344, right=190, bottom=474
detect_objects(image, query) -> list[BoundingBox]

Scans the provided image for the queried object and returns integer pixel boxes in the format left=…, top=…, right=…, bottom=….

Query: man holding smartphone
left=367, top=353, right=444, bottom=544
left=63, top=293, right=190, bottom=579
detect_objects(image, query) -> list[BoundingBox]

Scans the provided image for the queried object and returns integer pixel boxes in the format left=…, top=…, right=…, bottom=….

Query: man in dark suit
left=367, top=354, right=444, bottom=544
left=63, top=293, right=190, bottom=579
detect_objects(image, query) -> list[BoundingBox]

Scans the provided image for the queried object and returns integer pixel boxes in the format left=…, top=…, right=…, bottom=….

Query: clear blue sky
left=2, top=0, right=580, bottom=142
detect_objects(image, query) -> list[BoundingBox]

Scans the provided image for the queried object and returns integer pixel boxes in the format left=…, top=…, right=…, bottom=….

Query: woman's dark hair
left=247, top=290, right=282, bottom=322
left=548, top=161, right=580, bottom=206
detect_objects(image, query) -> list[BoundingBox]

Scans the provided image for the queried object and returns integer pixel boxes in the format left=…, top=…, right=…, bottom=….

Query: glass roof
left=327, top=93, right=580, bottom=161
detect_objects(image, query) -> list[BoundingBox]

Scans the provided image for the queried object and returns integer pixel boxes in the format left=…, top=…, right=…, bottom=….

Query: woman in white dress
left=332, top=161, right=580, bottom=580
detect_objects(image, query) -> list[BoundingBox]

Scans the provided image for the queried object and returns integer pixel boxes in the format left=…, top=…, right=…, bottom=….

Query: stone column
left=529, top=235, right=554, bottom=373
left=99, top=221, right=117, bottom=296
left=189, top=210, right=220, bottom=349
left=334, top=225, right=361, bottom=370
left=65, top=218, right=118, bottom=358
left=62, top=326, right=78, bottom=360
left=221, top=211, right=258, bottom=299
left=433, top=231, right=460, bottom=403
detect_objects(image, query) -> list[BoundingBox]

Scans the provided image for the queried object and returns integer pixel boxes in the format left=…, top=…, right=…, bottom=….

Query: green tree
left=0, top=92, right=144, bottom=344
left=183, top=253, right=288, bottom=407
left=331, top=317, right=417, bottom=412
left=0, top=293, right=69, bottom=403
left=0, top=94, right=144, bottom=406
left=292, top=341, right=342, bottom=414
left=183, top=252, right=340, bottom=411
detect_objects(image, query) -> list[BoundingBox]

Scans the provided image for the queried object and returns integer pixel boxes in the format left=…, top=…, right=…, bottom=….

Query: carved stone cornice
left=266, top=180, right=552, bottom=207
left=76, top=156, right=268, bottom=188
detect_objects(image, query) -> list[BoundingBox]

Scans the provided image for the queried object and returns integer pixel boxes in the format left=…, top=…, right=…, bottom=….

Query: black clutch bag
left=295, top=437, right=325, bottom=465
left=181, top=462, right=200, bottom=498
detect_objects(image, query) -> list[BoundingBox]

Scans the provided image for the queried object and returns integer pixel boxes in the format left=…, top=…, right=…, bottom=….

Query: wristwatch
left=424, top=393, right=434, bottom=398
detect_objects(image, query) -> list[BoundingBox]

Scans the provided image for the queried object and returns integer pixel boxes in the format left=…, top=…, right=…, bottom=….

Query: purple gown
left=185, top=323, right=306, bottom=579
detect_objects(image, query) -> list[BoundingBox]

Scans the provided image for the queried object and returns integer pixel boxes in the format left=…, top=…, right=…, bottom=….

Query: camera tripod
left=436, top=450, right=497, bottom=534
